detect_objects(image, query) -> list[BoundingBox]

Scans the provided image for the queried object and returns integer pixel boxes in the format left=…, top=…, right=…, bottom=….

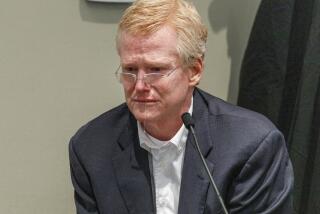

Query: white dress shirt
left=138, top=99, right=193, bottom=214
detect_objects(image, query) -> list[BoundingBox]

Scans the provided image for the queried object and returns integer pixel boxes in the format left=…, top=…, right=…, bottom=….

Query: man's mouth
left=132, top=98, right=157, bottom=103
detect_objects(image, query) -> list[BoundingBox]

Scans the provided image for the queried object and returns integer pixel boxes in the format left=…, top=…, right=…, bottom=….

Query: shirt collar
left=138, top=97, right=193, bottom=152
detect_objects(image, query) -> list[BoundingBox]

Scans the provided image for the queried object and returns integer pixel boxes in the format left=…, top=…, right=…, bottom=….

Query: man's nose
left=134, top=75, right=150, bottom=91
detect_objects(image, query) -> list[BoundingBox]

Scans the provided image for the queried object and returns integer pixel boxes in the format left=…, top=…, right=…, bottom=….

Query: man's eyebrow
left=144, top=59, right=175, bottom=66
left=121, top=61, right=174, bottom=67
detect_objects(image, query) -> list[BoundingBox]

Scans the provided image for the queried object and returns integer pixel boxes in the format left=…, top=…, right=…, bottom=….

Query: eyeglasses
left=115, top=65, right=179, bottom=86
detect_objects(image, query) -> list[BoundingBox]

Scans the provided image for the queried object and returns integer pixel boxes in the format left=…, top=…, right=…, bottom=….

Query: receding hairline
left=118, top=0, right=179, bottom=36
left=116, top=0, right=208, bottom=67
left=116, top=25, right=182, bottom=65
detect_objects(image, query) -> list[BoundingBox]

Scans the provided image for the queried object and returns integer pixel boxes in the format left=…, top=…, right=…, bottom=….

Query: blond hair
left=116, top=0, right=208, bottom=67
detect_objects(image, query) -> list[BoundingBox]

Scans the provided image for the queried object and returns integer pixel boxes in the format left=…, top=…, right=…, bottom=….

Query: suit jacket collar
left=112, top=113, right=155, bottom=214
left=112, top=88, right=214, bottom=214
left=178, top=88, right=215, bottom=214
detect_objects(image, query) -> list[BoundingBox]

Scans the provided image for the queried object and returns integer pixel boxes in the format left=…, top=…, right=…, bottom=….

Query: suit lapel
left=178, top=89, right=215, bottom=214
left=112, top=115, right=155, bottom=214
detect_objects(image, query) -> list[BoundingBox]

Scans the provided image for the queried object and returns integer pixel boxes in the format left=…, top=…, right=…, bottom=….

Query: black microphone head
left=181, top=112, right=195, bottom=129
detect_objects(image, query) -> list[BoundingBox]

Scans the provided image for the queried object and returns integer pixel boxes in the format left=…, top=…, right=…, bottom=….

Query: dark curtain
left=237, top=0, right=320, bottom=213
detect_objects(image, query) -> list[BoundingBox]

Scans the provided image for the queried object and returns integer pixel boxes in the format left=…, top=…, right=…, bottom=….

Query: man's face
left=118, top=25, right=197, bottom=125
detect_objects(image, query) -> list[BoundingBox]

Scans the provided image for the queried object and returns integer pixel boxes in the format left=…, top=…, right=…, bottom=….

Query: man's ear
left=188, top=58, right=204, bottom=86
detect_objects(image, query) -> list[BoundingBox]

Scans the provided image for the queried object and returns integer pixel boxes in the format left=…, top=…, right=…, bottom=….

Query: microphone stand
left=182, top=113, right=229, bottom=214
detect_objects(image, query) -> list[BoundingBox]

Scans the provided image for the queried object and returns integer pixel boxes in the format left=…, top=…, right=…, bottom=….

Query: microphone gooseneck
left=181, top=113, right=229, bottom=214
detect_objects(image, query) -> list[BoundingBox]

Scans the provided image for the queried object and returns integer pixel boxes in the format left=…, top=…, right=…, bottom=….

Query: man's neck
left=142, top=118, right=184, bottom=141
left=141, top=95, right=193, bottom=141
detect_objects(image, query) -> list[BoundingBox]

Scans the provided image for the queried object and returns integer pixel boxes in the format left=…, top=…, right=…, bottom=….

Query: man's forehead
left=118, top=26, right=179, bottom=59
left=120, top=25, right=177, bottom=44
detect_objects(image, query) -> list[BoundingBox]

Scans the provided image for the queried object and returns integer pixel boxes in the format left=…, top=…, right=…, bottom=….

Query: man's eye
left=123, top=67, right=137, bottom=74
left=149, top=67, right=163, bottom=73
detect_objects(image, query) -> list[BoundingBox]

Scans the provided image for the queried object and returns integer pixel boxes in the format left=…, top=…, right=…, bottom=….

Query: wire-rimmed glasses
left=115, top=65, right=179, bottom=86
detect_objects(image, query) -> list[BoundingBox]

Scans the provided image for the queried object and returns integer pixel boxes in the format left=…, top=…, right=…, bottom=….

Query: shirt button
left=159, top=199, right=166, bottom=206
left=160, top=161, right=164, bottom=168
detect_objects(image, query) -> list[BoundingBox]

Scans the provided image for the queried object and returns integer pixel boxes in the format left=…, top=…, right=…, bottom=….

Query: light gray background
left=0, top=0, right=260, bottom=213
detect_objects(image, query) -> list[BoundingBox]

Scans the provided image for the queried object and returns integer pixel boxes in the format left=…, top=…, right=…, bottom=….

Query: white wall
left=0, top=0, right=260, bottom=213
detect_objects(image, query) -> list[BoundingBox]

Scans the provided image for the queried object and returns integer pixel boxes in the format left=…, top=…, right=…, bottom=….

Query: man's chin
left=132, top=111, right=159, bottom=124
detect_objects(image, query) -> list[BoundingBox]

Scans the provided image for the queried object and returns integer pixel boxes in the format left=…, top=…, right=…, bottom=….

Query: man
left=69, top=0, right=294, bottom=213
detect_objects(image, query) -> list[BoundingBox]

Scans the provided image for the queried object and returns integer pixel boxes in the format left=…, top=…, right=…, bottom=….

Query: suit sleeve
left=228, top=130, right=294, bottom=213
left=69, top=137, right=99, bottom=214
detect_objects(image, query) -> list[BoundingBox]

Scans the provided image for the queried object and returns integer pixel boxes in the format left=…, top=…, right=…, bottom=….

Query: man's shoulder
left=197, top=89, right=287, bottom=168
left=197, top=88, right=277, bottom=133
left=69, top=103, right=131, bottom=150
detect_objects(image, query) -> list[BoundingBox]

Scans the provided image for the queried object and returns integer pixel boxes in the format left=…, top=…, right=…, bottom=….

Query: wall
left=0, top=0, right=260, bottom=213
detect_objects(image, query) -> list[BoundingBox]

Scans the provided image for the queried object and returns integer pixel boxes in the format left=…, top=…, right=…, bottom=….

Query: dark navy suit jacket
left=69, top=88, right=293, bottom=214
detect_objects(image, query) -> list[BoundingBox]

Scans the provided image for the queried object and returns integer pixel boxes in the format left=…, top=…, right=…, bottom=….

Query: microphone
left=181, top=113, right=229, bottom=214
